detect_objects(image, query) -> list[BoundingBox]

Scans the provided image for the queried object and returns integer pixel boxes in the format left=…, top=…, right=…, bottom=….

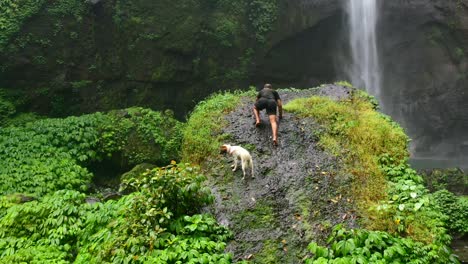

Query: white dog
left=220, top=144, right=254, bottom=179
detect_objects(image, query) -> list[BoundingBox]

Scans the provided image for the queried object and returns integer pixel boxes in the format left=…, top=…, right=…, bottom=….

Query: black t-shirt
left=257, top=88, right=280, bottom=101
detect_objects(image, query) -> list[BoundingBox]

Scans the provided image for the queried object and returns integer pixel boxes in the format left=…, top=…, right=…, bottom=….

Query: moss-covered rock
left=120, top=163, right=156, bottom=182
left=181, top=84, right=458, bottom=263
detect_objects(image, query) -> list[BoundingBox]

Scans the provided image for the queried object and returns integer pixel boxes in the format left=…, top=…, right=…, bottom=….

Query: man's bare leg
left=253, top=107, right=261, bottom=126
left=269, top=114, right=278, bottom=145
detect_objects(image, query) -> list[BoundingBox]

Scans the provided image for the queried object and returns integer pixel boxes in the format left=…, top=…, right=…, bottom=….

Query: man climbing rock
left=253, top=83, right=283, bottom=146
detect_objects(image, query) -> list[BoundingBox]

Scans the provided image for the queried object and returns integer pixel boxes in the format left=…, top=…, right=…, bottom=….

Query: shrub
left=0, top=108, right=183, bottom=196
left=432, top=189, right=468, bottom=235
left=76, top=162, right=232, bottom=263
left=0, top=190, right=89, bottom=262
left=104, top=107, right=184, bottom=165
left=305, top=225, right=459, bottom=264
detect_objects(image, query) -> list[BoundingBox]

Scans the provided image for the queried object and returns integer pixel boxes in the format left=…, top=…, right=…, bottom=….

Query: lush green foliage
left=370, top=159, right=450, bottom=244
left=305, top=225, right=459, bottom=264
left=248, top=0, right=278, bottom=43
left=182, top=89, right=255, bottom=164
left=0, top=107, right=183, bottom=196
left=0, top=190, right=89, bottom=263
left=0, top=114, right=104, bottom=196
left=76, top=162, right=232, bottom=263
left=0, top=91, right=15, bottom=125
left=0, top=0, right=91, bottom=53
left=0, top=163, right=231, bottom=263
left=47, top=0, right=88, bottom=21
left=0, top=0, right=47, bottom=51
left=432, top=189, right=468, bottom=235
left=420, top=168, right=468, bottom=194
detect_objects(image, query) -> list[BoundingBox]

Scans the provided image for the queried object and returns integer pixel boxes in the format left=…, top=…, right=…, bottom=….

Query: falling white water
left=347, top=0, right=381, bottom=99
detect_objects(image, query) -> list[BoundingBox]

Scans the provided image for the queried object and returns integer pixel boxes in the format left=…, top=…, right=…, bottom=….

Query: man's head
left=264, top=83, right=272, bottom=89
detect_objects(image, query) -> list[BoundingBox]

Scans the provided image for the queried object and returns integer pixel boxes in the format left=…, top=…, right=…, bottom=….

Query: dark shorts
left=255, top=98, right=277, bottom=115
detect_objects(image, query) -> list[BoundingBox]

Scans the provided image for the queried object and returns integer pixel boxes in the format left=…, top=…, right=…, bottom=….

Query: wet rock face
left=378, top=0, right=468, bottom=160
left=205, top=85, right=358, bottom=262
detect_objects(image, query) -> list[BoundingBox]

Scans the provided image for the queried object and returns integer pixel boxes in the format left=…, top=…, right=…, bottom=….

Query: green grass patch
left=182, top=89, right=255, bottom=164
left=284, top=90, right=408, bottom=205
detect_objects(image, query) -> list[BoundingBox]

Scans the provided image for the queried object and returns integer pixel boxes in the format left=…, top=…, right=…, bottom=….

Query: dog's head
left=220, top=144, right=230, bottom=154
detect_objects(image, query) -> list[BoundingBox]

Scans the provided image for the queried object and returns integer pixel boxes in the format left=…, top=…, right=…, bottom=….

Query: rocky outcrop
left=204, top=85, right=357, bottom=262
left=379, top=0, right=468, bottom=160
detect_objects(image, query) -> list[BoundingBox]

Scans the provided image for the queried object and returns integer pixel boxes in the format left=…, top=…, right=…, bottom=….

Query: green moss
left=254, top=239, right=282, bottom=263
left=232, top=200, right=276, bottom=230
left=181, top=89, right=255, bottom=164
left=297, top=200, right=314, bottom=241
left=151, top=60, right=177, bottom=82
left=284, top=90, right=408, bottom=204
left=334, top=80, right=353, bottom=88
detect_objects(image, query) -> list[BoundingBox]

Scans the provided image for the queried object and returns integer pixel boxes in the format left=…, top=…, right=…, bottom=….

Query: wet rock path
left=205, top=85, right=358, bottom=263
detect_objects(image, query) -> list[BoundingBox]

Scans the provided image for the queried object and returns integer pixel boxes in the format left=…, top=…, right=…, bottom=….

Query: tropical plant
left=432, top=189, right=468, bottom=235
left=305, top=225, right=459, bottom=264
left=0, top=107, right=183, bottom=196
left=76, top=162, right=232, bottom=263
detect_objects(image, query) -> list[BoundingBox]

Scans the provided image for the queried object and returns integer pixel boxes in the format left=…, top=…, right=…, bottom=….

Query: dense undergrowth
left=0, top=106, right=234, bottom=263
left=0, top=163, right=231, bottom=263
left=0, top=107, right=183, bottom=196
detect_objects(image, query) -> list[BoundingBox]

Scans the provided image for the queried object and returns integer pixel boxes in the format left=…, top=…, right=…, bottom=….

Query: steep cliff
left=379, top=0, right=468, bottom=160
left=1, top=0, right=468, bottom=160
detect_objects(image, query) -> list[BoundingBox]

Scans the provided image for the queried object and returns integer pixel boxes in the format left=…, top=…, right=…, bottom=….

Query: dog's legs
left=231, top=156, right=238, bottom=172
left=241, top=161, right=246, bottom=180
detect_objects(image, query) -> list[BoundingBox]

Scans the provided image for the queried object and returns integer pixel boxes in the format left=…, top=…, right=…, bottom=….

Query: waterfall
left=346, top=0, right=381, bottom=99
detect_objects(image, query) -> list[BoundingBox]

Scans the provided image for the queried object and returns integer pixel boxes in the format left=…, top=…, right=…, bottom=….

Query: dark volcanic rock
left=205, top=85, right=358, bottom=263
left=378, top=0, right=468, bottom=161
